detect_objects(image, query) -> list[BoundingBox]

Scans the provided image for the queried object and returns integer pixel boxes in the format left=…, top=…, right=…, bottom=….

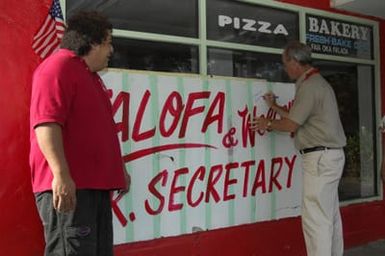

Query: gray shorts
left=35, top=190, right=113, bottom=256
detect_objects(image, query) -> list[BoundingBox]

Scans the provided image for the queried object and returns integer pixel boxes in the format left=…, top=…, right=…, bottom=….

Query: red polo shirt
left=30, top=49, right=126, bottom=193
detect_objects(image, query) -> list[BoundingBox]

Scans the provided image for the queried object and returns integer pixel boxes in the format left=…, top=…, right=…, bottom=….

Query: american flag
left=32, top=0, right=65, bottom=59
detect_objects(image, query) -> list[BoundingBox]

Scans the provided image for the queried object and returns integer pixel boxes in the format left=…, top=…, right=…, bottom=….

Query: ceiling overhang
left=331, top=0, right=385, bottom=19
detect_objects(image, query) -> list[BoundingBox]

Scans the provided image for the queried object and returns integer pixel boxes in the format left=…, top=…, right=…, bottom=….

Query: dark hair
left=60, top=11, right=112, bottom=56
left=284, top=41, right=312, bottom=65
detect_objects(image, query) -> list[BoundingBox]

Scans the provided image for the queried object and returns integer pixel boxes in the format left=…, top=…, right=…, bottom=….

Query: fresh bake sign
left=306, top=15, right=372, bottom=58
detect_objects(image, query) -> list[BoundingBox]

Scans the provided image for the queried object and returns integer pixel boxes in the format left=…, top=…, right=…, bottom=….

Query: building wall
left=0, top=1, right=49, bottom=255
left=0, top=0, right=384, bottom=255
left=280, top=0, right=331, bottom=9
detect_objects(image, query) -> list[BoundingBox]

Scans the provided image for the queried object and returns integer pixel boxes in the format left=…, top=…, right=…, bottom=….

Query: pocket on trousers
left=65, top=226, right=94, bottom=255
left=301, top=151, right=323, bottom=177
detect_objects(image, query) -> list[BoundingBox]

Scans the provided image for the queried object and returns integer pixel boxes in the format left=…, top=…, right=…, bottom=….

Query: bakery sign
left=306, top=14, right=373, bottom=59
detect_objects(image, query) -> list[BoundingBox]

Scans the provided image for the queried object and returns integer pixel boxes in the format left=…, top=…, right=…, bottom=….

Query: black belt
left=299, top=146, right=340, bottom=154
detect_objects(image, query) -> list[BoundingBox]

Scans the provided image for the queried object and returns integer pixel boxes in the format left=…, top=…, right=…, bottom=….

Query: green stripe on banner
left=225, top=80, right=235, bottom=226
left=266, top=81, right=276, bottom=220
left=202, top=79, right=212, bottom=230
left=177, top=77, right=187, bottom=234
left=122, top=73, right=134, bottom=242
left=246, top=80, right=257, bottom=223
left=149, top=74, right=161, bottom=238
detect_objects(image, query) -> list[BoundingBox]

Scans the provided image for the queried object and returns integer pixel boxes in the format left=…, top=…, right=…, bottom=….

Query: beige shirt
left=288, top=68, right=346, bottom=150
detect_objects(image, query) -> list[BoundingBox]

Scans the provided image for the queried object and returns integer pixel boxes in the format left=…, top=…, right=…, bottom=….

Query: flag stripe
left=32, top=21, right=55, bottom=49
left=41, top=39, right=60, bottom=59
left=34, top=31, right=56, bottom=53
left=32, top=0, right=65, bottom=59
left=33, top=16, right=51, bottom=40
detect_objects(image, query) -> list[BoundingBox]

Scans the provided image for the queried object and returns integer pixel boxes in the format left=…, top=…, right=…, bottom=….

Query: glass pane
left=207, top=0, right=299, bottom=48
left=208, top=50, right=377, bottom=200
left=66, top=0, right=198, bottom=37
left=208, top=48, right=289, bottom=82
left=306, top=15, right=373, bottom=60
left=109, top=38, right=199, bottom=73
left=314, top=61, right=376, bottom=200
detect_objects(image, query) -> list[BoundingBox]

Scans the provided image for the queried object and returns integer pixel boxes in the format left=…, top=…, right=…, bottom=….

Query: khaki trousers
left=301, top=148, right=345, bottom=256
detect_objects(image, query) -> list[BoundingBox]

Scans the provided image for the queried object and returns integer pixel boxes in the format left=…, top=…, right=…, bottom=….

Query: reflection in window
left=314, top=61, right=376, bottom=200
left=66, top=0, right=198, bottom=37
left=208, top=48, right=289, bottom=82
left=109, top=38, right=199, bottom=73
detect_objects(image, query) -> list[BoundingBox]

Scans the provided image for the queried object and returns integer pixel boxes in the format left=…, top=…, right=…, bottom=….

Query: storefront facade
left=0, top=0, right=384, bottom=255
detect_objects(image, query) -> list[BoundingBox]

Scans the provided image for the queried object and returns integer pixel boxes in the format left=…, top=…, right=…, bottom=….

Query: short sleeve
left=288, top=85, right=315, bottom=125
left=30, top=64, right=74, bottom=128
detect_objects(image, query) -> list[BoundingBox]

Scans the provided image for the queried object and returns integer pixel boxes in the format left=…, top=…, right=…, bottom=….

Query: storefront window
left=208, top=48, right=289, bottom=82
left=66, top=0, right=198, bottom=37
left=208, top=48, right=377, bottom=200
left=66, top=0, right=379, bottom=202
left=314, top=61, right=376, bottom=200
left=110, top=38, right=199, bottom=73
left=207, top=0, right=299, bottom=47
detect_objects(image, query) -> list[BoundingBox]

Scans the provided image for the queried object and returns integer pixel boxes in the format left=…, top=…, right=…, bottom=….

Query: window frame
left=62, top=0, right=382, bottom=205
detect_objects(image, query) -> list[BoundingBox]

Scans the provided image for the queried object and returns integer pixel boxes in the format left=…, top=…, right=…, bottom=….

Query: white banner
left=101, top=69, right=302, bottom=244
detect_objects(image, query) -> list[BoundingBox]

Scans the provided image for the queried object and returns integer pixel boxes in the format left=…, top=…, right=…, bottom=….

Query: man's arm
left=118, top=163, right=131, bottom=196
left=263, top=92, right=290, bottom=118
left=250, top=92, right=298, bottom=132
left=35, top=123, right=76, bottom=212
left=271, top=104, right=290, bottom=119
left=249, top=116, right=299, bottom=133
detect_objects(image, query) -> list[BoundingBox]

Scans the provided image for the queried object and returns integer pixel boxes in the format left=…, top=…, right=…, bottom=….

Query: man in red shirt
left=30, top=11, right=130, bottom=256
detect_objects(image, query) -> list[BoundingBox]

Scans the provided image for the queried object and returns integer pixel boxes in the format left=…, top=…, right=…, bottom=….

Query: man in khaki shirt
left=250, top=41, right=346, bottom=256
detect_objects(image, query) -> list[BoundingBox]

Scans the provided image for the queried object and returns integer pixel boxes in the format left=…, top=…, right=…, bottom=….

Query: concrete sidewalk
left=344, top=239, right=385, bottom=256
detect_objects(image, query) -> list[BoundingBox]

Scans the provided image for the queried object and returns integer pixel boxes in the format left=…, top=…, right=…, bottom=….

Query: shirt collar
left=57, top=48, right=92, bottom=72
left=296, top=67, right=319, bottom=86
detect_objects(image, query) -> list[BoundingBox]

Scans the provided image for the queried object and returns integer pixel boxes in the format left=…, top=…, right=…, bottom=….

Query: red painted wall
left=279, top=0, right=330, bottom=10
left=0, top=1, right=51, bottom=255
left=0, top=0, right=384, bottom=255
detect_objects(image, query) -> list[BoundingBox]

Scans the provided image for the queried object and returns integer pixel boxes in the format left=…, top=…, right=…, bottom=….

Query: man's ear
left=293, top=60, right=302, bottom=71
